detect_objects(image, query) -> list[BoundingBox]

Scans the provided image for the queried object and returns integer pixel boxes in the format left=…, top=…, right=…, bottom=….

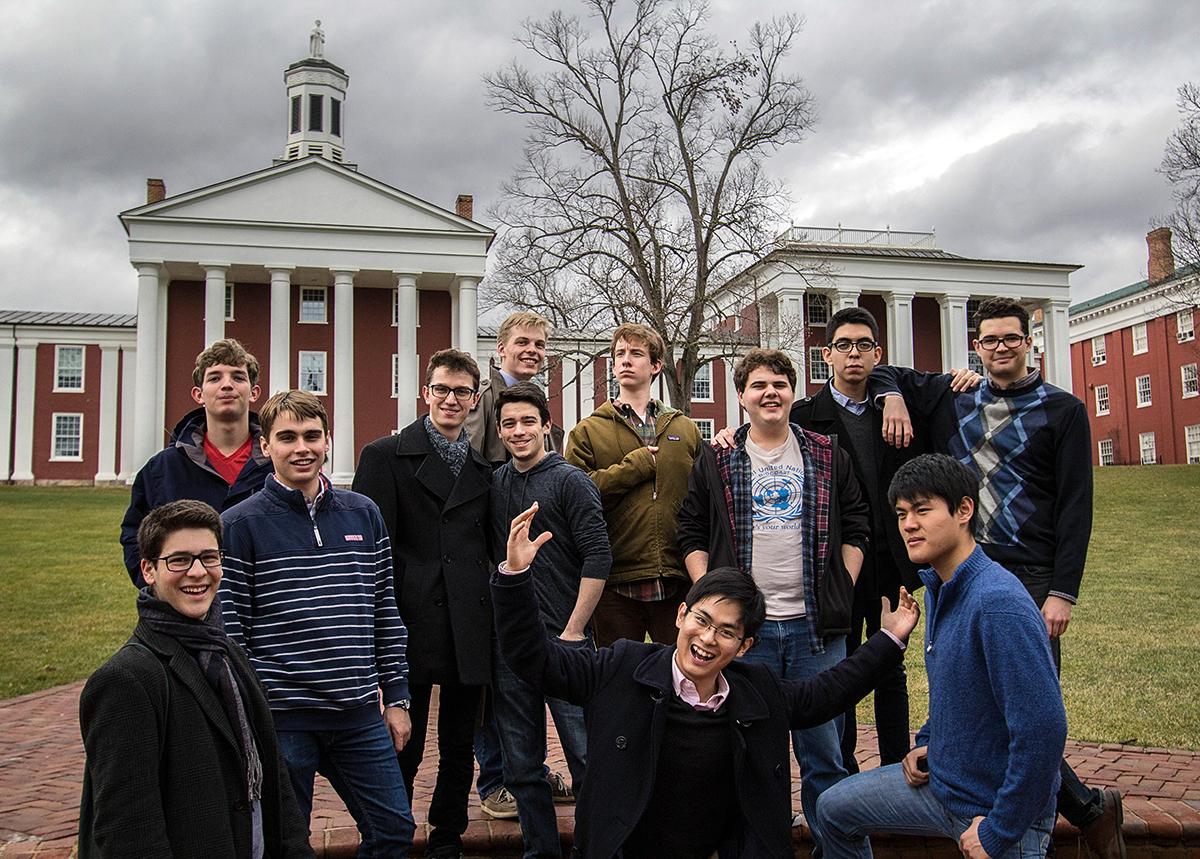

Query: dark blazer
left=353, top=418, right=494, bottom=686
left=791, top=386, right=925, bottom=596
left=78, top=622, right=313, bottom=859
left=492, top=568, right=904, bottom=859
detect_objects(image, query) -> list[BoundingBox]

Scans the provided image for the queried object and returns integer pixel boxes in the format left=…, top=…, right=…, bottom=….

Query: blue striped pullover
left=221, top=474, right=410, bottom=732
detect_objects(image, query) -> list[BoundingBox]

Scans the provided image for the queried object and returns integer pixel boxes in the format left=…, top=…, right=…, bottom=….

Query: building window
left=692, top=361, right=713, bottom=402
left=299, top=351, right=327, bottom=395
left=224, top=284, right=234, bottom=321
left=809, top=347, right=830, bottom=383
left=392, top=354, right=399, bottom=397
left=968, top=352, right=985, bottom=376
left=1186, top=425, right=1200, bottom=464
left=1098, top=438, right=1114, bottom=467
left=51, top=413, right=83, bottom=460
left=291, top=95, right=301, bottom=133
left=1132, top=322, right=1148, bottom=355
left=331, top=98, right=341, bottom=137
left=694, top=419, right=714, bottom=442
left=1091, top=334, right=1106, bottom=365
left=966, top=299, right=980, bottom=333
left=1179, top=309, right=1196, bottom=343
left=300, top=287, right=327, bottom=322
left=1183, top=363, right=1199, bottom=399
left=806, top=294, right=829, bottom=327
left=1095, top=385, right=1109, bottom=416
left=606, top=362, right=619, bottom=401
left=1140, top=431, right=1157, bottom=465
left=308, top=93, right=323, bottom=132
left=1136, top=374, right=1152, bottom=407
left=54, top=345, right=84, bottom=391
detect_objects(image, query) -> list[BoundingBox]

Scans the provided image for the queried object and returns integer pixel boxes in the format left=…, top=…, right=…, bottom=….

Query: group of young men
left=79, top=298, right=1124, bottom=859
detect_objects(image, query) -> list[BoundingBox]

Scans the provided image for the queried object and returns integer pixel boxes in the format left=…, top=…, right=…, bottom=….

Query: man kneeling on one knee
left=817, top=454, right=1067, bottom=859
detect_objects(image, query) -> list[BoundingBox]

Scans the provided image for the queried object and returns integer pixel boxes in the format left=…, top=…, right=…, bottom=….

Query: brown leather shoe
left=1082, top=788, right=1126, bottom=859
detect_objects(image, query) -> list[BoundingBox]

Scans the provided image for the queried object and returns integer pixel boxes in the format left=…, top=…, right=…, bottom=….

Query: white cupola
left=277, top=21, right=356, bottom=169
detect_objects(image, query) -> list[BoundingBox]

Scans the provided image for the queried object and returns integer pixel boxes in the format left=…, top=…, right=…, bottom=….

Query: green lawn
left=2, top=468, right=1199, bottom=749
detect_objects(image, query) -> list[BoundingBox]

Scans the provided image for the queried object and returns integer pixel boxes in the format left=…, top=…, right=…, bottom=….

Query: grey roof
left=782, top=243, right=967, bottom=261
left=0, top=310, right=137, bottom=328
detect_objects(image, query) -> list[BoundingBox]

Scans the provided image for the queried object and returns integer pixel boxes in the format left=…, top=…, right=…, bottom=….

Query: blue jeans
left=817, top=763, right=1055, bottom=859
left=475, top=720, right=506, bottom=800
left=277, top=720, right=415, bottom=859
left=493, top=635, right=590, bottom=859
left=740, top=619, right=846, bottom=852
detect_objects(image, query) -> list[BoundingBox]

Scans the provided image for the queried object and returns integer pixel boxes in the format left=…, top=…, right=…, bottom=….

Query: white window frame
left=1178, top=309, right=1195, bottom=343
left=605, top=360, right=619, bottom=401
left=968, top=352, right=985, bottom=376
left=224, top=283, right=235, bottom=321
left=392, top=288, right=421, bottom=327
left=1140, top=431, right=1157, bottom=465
left=51, top=412, right=83, bottom=461
left=1186, top=424, right=1200, bottom=464
left=806, top=294, right=829, bottom=327
left=809, top=347, right=830, bottom=383
left=298, top=351, right=327, bottom=395
left=1136, top=374, right=1152, bottom=408
left=694, top=418, right=714, bottom=442
left=392, top=354, right=399, bottom=397
left=966, top=299, right=980, bottom=333
left=1132, top=322, right=1148, bottom=355
left=1098, top=438, right=1114, bottom=467
left=692, top=361, right=713, bottom=402
left=1183, top=363, right=1199, bottom=399
left=53, top=345, right=85, bottom=392
left=1091, top=334, right=1106, bottom=365
left=1095, top=384, right=1109, bottom=416
left=299, top=287, right=328, bottom=323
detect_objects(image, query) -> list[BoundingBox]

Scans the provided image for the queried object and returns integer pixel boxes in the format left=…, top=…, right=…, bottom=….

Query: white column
left=560, top=356, right=579, bottom=436
left=938, top=291, right=971, bottom=372
left=457, top=276, right=479, bottom=361
left=12, top=340, right=38, bottom=482
left=155, top=275, right=169, bottom=446
left=330, top=269, right=357, bottom=485
left=724, top=360, right=740, bottom=430
left=202, top=264, right=229, bottom=346
left=884, top=289, right=916, bottom=367
left=119, top=345, right=136, bottom=482
left=0, top=331, right=14, bottom=480
left=268, top=267, right=294, bottom=394
left=832, top=287, right=861, bottom=311
left=133, top=263, right=163, bottom=473
left=1040, top=298, right=1073, bottom=391
left=395, top=272, right=420, bottom=429
left=95, top=344, right=120, bottom=483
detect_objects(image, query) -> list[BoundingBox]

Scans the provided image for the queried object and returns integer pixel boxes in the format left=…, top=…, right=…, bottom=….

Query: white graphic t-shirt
left=745, top=433, right=806, bottom=621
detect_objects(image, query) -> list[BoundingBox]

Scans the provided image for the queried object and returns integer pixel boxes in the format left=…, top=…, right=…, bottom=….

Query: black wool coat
left=492, top=569, right=905, bottom=859
left=353, top=418, right=494, bottom=686
left=78, top=622, right=314, bottom=859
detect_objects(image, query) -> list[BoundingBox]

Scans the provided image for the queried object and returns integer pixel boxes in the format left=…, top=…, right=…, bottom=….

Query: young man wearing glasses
left=494, top=503, right=919, bottom=859
left=868, top=297, right=1123, bottom=859
left=354, top=349, right=494, bottom=859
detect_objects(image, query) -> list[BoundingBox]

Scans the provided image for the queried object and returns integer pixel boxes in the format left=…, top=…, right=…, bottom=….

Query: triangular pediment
left=122, top=159, right=489, bottom=236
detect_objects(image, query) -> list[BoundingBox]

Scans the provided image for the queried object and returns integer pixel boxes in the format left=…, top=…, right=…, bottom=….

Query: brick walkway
left=2, top=681, right=1198, bottom=857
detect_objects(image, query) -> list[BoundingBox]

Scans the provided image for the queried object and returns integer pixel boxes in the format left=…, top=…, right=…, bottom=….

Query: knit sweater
left=915, top=546, right=1066, bottom=859
left=220, top=475, right=410, bottom=731
left=490, top=452, right=611, bottom=635
left=869, top=366, right=1092, bottom=602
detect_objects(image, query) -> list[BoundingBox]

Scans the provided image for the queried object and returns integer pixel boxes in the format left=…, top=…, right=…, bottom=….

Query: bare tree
left=484, top=0, right=818, bottom=412
left=1160, top=82, right=1200, bottom=271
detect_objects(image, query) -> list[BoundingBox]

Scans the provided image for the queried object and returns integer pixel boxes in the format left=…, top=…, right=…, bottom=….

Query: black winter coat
left=78, top=623, right=313, bottom=859
left=353, top=419, right=494, bottom=686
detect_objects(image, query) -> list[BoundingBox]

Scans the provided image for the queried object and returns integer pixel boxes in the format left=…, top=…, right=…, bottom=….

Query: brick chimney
left=456, top=194, right=473, bottom=221
left=147, top=178, right=166, bottom=204
left=1148, top=227, right=1175, bottom=284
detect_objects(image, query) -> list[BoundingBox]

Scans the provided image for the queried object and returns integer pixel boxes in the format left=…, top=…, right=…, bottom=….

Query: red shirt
left=204, top=434, right=253, bottom=486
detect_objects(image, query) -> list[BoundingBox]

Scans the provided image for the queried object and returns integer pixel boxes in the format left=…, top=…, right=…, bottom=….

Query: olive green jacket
left=565, top=400, right=703, bottom=586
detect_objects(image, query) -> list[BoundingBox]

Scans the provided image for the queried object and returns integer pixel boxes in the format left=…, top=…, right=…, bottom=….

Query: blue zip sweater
left=915, top=546, right=1066, bottom=858
left=220, top=475, right=410, bottom=732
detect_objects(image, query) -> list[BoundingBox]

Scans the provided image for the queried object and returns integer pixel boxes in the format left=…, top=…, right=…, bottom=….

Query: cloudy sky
left=1, top=0, right=1196, bottom=315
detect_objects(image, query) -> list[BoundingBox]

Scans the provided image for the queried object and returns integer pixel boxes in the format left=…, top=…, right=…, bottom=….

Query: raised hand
left=881, top=586, right=920, bottom=642
left=507, top=502, right=553, bottom=571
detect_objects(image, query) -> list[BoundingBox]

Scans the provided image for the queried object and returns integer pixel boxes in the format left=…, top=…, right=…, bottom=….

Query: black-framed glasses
left=150, top=551, right=224, bottom=572
left=427, top=384, right=478, bottom=401
left=829, top=339, right=878, bottom=353
left=976, top=334, right=1026, bottom=351
left=686, top=609, right=745, bottom=644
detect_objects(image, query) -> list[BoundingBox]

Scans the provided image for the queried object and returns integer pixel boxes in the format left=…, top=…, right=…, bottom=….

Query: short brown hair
left=733, top=348, right=797, bottom=393
left=973, top=297, right=1030, bottom=336
left=497, top=312, right=550, bottom=345
left=258, top=389, right=328, bottom=438
left=611, top=323, right=665, bottom=366
left=193, top=339, right=259, bottom=387
left=425, top=349, right=481, bottom=388
left=138, top=499, right=223, bottom=563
